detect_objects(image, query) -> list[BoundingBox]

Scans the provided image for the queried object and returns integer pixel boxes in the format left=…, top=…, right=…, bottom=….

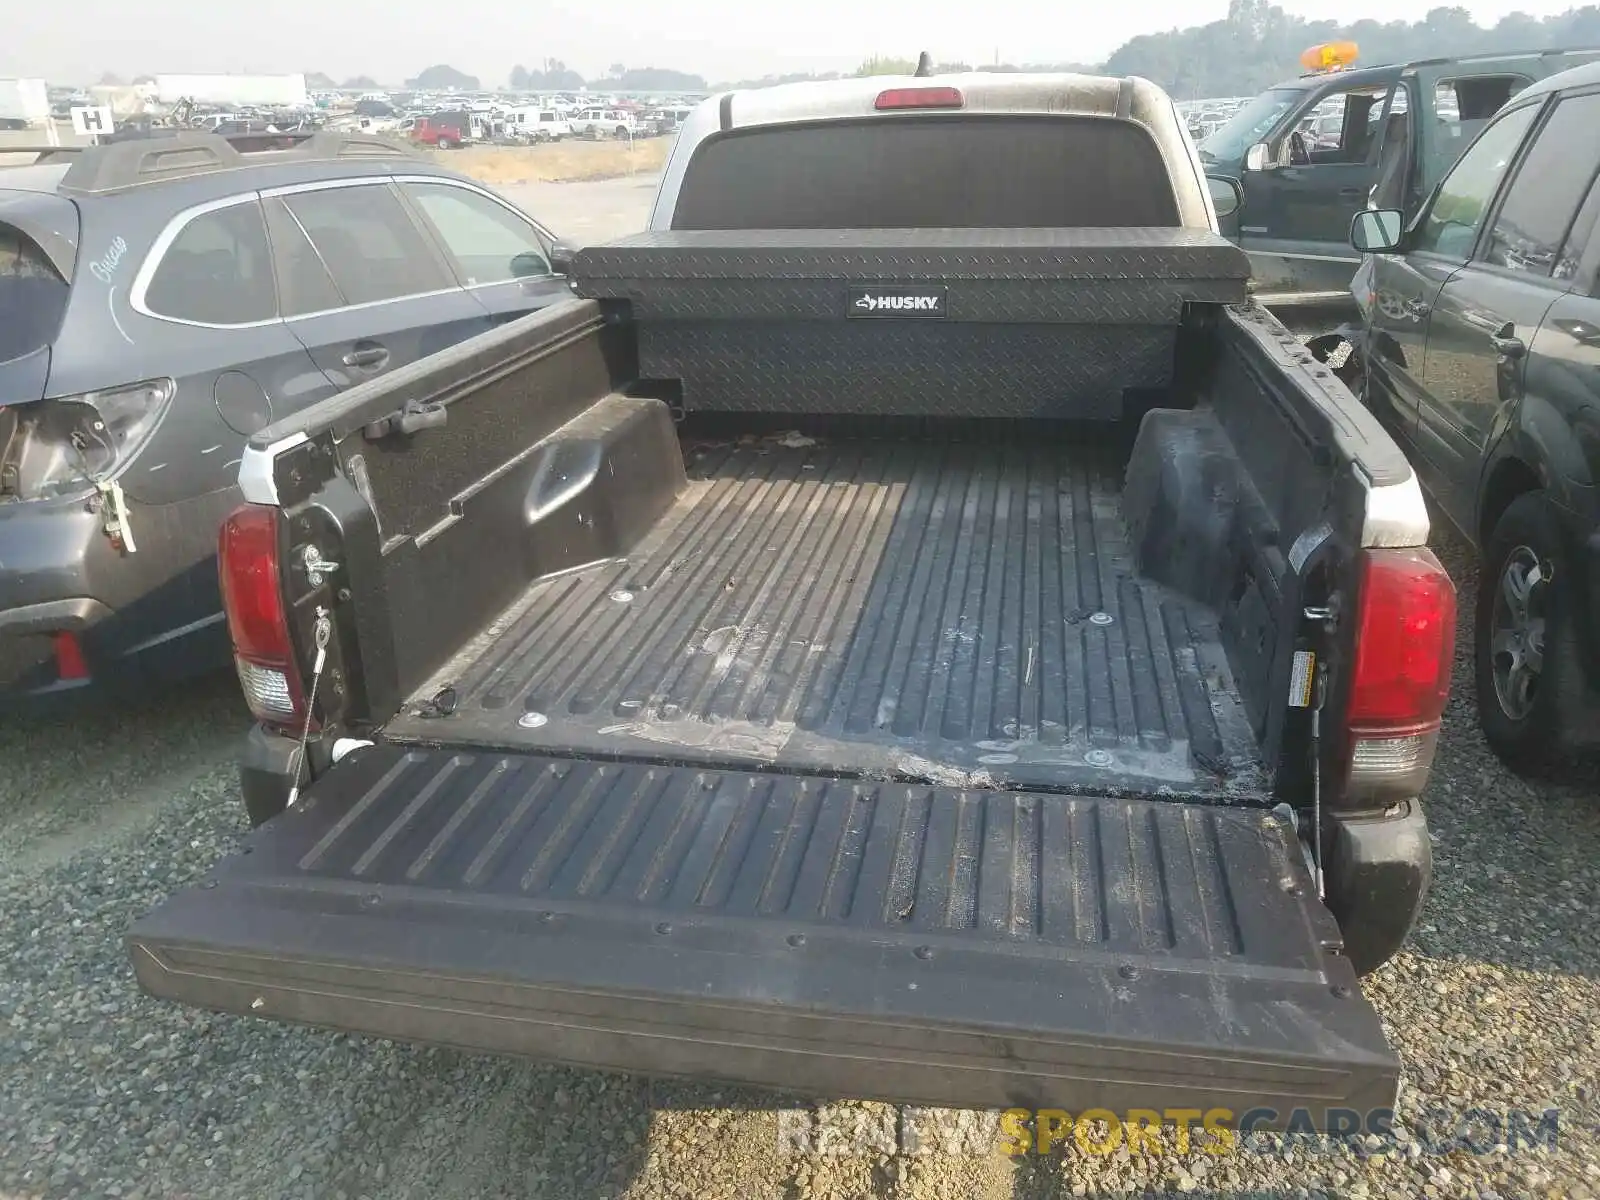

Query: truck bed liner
left=388, top=435, right=1266, bottom=798
left=128, top=745, right=1397, bottom=1118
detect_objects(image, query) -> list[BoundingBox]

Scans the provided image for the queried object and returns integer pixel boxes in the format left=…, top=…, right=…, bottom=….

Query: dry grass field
left=425, top=136, right=673, bottom=184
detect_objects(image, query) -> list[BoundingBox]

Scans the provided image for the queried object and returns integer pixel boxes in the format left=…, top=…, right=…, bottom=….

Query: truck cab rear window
left=1, top=225, right=69, bottom=363
left=671, top=115, right=1181, bottom=230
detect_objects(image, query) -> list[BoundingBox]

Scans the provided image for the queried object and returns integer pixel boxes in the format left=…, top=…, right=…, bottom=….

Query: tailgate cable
left=1309, top=660, right=1328, bottom=899
left=1293, top=604, right=1337, bottom=899
left=286, top=607, right=332, bottom=809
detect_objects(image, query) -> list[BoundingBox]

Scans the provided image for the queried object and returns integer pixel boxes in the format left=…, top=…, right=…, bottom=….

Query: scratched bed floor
left=388, top=434, right=1267, bottom=800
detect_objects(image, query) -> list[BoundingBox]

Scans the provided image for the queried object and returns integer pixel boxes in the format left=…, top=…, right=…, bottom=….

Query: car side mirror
left=1245, top=141, right=1278, bottom=172
left=1350, top=208, right=1406, bottom=253
left=548, top=239, right=577, bottom=275
left=510, top=251, right=549, bottom=279
left=1205, top=175, right=1244, bottom=218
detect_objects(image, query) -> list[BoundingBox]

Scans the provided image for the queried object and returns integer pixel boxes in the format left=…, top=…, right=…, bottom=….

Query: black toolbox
left=572, top=228, right=1251, bottom=420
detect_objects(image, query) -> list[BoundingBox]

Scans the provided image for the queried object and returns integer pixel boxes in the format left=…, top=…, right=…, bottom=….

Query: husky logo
left=847, top=285, right=947, bottom=318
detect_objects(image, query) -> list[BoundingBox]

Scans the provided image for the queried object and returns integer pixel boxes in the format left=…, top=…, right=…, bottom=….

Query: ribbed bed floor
left=388, top=436, right=1267, bottom=798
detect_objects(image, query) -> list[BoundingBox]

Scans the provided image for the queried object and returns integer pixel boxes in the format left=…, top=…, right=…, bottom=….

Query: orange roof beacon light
left=1300, top=41, right=1360, bottom=74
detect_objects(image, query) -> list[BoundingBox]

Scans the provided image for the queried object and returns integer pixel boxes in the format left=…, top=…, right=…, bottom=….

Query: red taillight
left=1350, top=548, right=1456, bottom=729
left=1344, top=547, right=1456, bottom=803
left=874, top=86, right=964, bottom=110
left=53, top=631, right=89, bottom=681
left=219, top=503, right=308, bottom=729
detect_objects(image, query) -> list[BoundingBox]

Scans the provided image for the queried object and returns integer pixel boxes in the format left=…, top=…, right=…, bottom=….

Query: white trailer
left=152, top=74, right=309, bottom=107
left=0, top=78, right=50, bottom=130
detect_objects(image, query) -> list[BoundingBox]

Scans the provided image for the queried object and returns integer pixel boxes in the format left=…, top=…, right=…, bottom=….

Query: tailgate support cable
left=1300, top=602, right=1338, bottom=900
left=286, top=607, right=333, bottom=809
left=1310, top=661, right=1327, bottom=898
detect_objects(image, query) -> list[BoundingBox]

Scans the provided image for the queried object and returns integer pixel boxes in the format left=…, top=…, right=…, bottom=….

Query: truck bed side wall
left=1124, top=304, right=1402, bottom=792
left=260, top=300, right=685, bottom=712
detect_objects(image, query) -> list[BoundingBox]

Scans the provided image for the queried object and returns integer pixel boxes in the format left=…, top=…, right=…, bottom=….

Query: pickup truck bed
left=131, top=222, right=1429, bottom=1121
left=392, top=428, right=1266, bottom=799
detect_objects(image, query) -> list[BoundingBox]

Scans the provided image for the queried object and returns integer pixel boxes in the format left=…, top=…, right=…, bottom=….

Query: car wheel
left=1475, top=490, right=1598, bottom=771
left=436, top=136, right=456, bottom=150
left=615, top=125, right=629, bottom=138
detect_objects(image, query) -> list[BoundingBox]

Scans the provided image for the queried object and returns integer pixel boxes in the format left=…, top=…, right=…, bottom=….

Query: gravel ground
left=3, top=541, right=1598, bottom=1200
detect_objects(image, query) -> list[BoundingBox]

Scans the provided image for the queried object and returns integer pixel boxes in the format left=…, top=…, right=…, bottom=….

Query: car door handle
left=1489, top=333, right=1526, bottom=359
left=342, top=345, right=389, bottom=369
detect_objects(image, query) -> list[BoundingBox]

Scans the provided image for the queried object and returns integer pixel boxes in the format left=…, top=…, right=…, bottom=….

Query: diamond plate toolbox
left=572, top=229, right=1251, bottom=420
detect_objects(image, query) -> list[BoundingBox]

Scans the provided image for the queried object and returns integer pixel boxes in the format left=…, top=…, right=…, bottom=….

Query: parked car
left=0, top=130, right=572, bottom=707
left=504, top=107, right=572, bottom=142
left=1336, top=60, right=1600, bottom=769
left=409, top=111, right=470, bottom=149
left=567, top=107, right=639, bottom=138
left=1200, top=46, right=1600, bottom=302
left=134, top=70, right=1450, bottom=1126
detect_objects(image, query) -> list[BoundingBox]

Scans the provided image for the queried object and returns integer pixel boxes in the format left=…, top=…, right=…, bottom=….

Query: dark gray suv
left=1, top=131, right=571, bottom=704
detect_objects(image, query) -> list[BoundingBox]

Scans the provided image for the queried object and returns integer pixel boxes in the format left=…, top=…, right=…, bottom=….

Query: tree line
left=1105, top=0, right=1600, bottom=99
left=725, top=4, right=1600, bottom=95
left=299, top=6, right=1600, bottom=99
left=301, top=64, right=707, bottom=93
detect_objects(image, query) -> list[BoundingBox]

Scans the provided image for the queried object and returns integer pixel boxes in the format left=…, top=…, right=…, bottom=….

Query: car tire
left=1475, top=490, right=1599, bottom=771
left=436, top=136, right=456, bottom=150
left=615, top=125, right=629, bottom=138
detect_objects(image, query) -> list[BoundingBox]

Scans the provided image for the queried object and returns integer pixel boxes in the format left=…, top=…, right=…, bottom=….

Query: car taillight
left=219, top=503, right=310, bottom=730
left=3, top=379, right=174, bottom=501
left=874, top=86, right=964, bottom=110
left=52, top=631, right=89, bottom=680
left=1344, top=546, right=1456, bottom=804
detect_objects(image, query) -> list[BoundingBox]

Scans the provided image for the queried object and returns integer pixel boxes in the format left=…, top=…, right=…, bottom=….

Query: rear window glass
left=1, top=224, right=69, bottom=363
left=672, top=116, right=1181, bottom=229
left=145, top=200, right=277, bottom=325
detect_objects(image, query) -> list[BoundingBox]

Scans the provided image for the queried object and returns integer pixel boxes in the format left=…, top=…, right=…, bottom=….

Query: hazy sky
left=2, top=0, right=1586, bottom=85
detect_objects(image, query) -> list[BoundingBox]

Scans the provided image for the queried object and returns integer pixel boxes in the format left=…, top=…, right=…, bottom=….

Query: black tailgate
left=129, top=745, right=1397, bottom=1121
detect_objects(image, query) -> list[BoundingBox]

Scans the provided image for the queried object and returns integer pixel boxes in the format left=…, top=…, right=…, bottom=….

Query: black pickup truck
left=130, top=73, right=1454, bottom=1123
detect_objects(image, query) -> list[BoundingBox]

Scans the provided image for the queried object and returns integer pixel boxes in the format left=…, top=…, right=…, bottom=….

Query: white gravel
left=2, top=533, right=1598, bottom=1200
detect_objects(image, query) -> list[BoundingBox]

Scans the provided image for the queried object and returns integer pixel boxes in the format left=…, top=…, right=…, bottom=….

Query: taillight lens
left=219, top=503, right=309, bottom=729
left=2, top=379, right=174, bottom=501
left=874, top=86, right=964, bottom=110
left=1344, top=547, right=1456, bottom=804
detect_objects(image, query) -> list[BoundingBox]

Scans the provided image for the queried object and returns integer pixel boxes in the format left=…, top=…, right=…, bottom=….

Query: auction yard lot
left=4, top=524, right=1598, bottom=1200
left=1, top=154, right=1598, bottom=1200
left=0, top=131, right=668, bottom=243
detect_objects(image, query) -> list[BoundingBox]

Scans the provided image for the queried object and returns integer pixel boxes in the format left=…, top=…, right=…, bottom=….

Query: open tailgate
left=128, top=745, right=1397, bottom=1120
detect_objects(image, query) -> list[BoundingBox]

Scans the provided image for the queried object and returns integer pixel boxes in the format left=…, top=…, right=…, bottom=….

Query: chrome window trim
left=392, top=174, right=558, bottom=247
left=392, top=175, right=558, bottom=280
left=129, top=192, right=281, bottom=330
left=277, top=284, right=466, bottom=323
left=132, top=173, right=554, bottom=331
left=268, top=176, right=467, bottom=319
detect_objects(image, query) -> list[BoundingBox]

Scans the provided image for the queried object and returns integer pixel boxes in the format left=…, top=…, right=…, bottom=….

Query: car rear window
left=145, top=200, right=277, bottom=325
left=671, top=115, right=1181, bottom=229
left=1, top=223, right=70, bottom=363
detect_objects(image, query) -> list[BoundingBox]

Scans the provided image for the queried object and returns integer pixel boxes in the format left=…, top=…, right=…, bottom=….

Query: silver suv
left=0, top=131, right=570, bottom=705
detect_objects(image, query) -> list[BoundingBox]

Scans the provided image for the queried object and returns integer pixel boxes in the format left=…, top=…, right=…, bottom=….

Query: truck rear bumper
left=130, top=744, right=1400, bottom=1122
